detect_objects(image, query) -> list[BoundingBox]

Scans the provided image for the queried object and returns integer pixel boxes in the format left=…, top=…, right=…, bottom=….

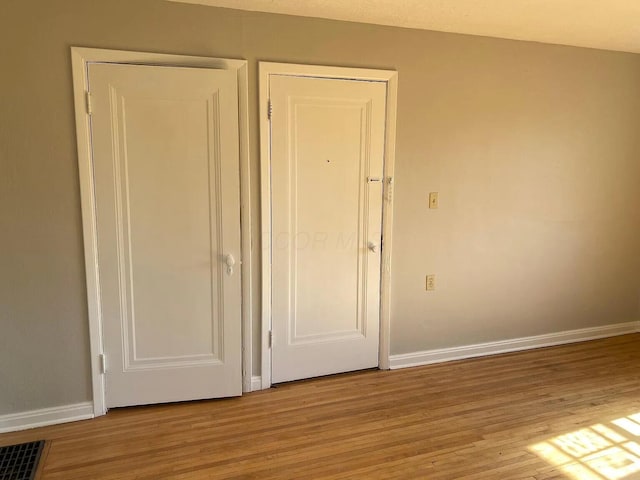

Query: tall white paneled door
left=261, top=64, right=397, bottom=384
left=87, top=62, right=242, bottom=408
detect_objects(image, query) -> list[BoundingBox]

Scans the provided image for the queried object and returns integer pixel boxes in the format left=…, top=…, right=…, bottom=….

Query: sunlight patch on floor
left=530, top=413, right=640, bottom=479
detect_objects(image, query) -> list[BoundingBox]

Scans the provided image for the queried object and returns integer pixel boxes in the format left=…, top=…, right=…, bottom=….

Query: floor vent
left=0, top=440, right=45, bottom=480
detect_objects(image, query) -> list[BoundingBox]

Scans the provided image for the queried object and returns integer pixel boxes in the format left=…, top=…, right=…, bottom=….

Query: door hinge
left=268, top=330, right=273, bottom=348
left=85, top=91, right=93, bottom=115
left=99, top=353, right=107, bottom=374
left=267, top=99, right=272, bottom=120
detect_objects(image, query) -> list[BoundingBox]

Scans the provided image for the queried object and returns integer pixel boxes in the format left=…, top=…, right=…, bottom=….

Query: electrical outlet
left=426, top=274, right=436, bottom=291
left=429, top=192, right=439, bottom=209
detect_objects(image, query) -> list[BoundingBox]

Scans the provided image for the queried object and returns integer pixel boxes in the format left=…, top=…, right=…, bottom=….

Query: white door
left=269, top=75, right=387, bottom=383
left=88, top=63, right=242, bottom=407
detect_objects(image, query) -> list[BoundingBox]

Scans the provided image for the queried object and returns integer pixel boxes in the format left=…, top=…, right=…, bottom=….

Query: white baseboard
left=2, top=377, right=264, bottom=433
left=0, top=402, right=94, bottom=434
left=251, top=376, right=263, bottom=391
left=3, top=323, right=636, bottom=432
left=389, top=321, right=640, bottom=370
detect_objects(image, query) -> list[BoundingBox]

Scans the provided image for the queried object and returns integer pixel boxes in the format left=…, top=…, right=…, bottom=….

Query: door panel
left=270, top=75, right=387, bottom=383
left=88, top=63, right=241, bottom=407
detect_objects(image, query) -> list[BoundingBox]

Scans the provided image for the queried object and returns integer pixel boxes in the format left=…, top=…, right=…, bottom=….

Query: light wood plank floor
left=2, top=334, right=640, bottom=479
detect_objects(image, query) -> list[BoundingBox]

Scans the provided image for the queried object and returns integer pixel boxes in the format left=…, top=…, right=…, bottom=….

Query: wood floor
left=3, top=334, right=640, bottom=479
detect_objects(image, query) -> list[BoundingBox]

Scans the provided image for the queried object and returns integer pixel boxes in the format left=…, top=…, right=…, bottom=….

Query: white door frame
left=71, top=47, right=253, bottom=417
left=258, top=62, right=398, bottom=389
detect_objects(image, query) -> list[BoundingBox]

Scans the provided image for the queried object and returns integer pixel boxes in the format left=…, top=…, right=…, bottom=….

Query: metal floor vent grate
left=0, top=440, right=45, bottom=480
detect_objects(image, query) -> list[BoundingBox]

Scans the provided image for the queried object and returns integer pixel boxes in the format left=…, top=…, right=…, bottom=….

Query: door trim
left=258, top=62, right=398, bottom=389
left=71, top=47, right=252, bottom=416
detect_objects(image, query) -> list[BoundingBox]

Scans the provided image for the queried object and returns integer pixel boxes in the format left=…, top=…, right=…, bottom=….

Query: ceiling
left=168, top=0, right=640, bottom=54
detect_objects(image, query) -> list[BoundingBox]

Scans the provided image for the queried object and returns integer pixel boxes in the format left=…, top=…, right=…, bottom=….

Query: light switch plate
left=429, top=192, right=439, bottom=209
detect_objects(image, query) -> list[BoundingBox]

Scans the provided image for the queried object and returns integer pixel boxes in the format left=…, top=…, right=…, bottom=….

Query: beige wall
left=1, top=0, right=639, bottom=415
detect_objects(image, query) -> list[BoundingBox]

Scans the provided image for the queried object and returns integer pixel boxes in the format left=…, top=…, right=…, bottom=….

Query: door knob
left=224, top=253, right=236, bottom=275
left=367, top=242, right=378, bottom=253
